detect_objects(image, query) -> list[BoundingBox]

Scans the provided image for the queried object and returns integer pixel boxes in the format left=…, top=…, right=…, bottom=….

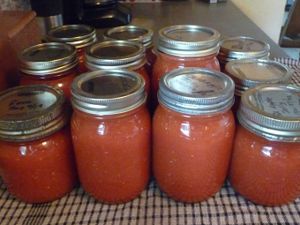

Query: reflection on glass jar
left=153, top=68, right=235, bottom=203
left=0, top=85, right=78, bottom=203
left=71, top=69, right=151, bottom=204
left=230, top=85, right=300, bottom=206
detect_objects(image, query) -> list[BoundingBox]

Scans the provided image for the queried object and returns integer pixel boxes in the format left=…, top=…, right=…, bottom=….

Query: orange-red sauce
left=20, top=68, right=77, bottom=100
left=0, top=127, right=78, bottom=203
left=153, top=105, right=235, bottom=202
left=71, top=106, right=151, bottom=203
left=229, top=125, right=300, bottom=206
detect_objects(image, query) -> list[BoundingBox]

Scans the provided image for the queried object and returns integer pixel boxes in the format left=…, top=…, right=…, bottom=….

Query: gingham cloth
left=0, top=58, right=300, bottom=225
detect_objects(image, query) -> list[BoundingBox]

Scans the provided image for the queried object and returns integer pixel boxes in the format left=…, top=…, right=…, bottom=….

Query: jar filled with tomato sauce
left=19, top=43, right=78, bottom=100
left=46, top=24, right=97, bottom=73
left=104, top=25, right=155, bottom=75
left=218, top=36, right=270, bottom=71
left=230, top=85, right=300, bottom=206
left=153, top=67, right=235, bottom=203
left=0, top=85, right=78, bottom=203
left=85, top=40, right=150, bottom=96
left=71, top=69, right=151, bottom=204
left=152, top=25, right=221, bottom=108
left=225, top=59, right=292, bottom=113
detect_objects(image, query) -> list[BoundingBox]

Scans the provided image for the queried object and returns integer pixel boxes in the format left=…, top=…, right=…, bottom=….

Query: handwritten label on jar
left=168, top=74, right=224, bottom=96
left=0, top=91, right=57, bottom=119
left=252, top=89, right=300, bottom=118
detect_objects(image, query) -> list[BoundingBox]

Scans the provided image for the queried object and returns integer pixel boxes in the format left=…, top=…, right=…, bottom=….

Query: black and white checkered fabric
left=274, top=57, right=300, bottom=86
left=0, top=180, right=299, bottom=225
left=0, top=58, right=300, bottom=225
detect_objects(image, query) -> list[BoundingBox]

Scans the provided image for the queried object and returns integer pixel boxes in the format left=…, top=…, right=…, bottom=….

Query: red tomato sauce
left=71, top=106, right=151, bottom=203
left=0, top=127, right=78, bottom=203
left=229, top=126, right=300, bottom=206
left=153, top=105, right=235, bottom=202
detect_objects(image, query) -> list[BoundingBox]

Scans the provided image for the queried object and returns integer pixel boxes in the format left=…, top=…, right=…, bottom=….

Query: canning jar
left=71, top=69, right=151, bottom=204
left=0, top=85, right=78, bottom=203
left=218, top=36, right=270, bottom=71
left=46, top=24, right=97, bottom=73
left=153, top=68, right=235, bottom=203
left=85, top=40, right=150, bottom=96
left=19, top=43, right=78, bottom=100
left=230, top=85, right=300, bottom=206
left=152, top=25, right=221, bottom=108
left=104, top=25, right=155, bottom=75
left=225, top=59, right=292, bottom=113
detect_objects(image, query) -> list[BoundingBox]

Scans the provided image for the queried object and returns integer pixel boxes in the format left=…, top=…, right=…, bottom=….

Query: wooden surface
left=115, top=0, right=288, bottom=58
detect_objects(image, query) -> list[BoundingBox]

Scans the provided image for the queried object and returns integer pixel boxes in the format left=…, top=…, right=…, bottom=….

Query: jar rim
left=158, top=67, right=235, bottom=115
left=238, top=84, right=300, bottom=142
left=0, top=85, right=67, bottom=142
left=158, top=25, right=220, bottom=57
left=71, top=69, right=146, bottom=116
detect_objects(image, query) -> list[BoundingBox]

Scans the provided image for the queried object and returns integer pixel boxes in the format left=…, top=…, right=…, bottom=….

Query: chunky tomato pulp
left=71, top=106, right=151, bottom=203
left=229, top=126, right=300, bottom=206
left=20, top=69, right=77, bottom=100
left=153, top=105, right=235, bottom=202
left=77, top=48, right=88, bottom=74
left=0, top=128, right=78, bottom=203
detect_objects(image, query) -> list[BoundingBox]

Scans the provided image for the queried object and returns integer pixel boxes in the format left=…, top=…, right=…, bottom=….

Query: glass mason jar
left=225, top=59, right=292, bottom=113
left=85, top=40, right=150, bottom=96
left=152, top=25, right=221, bottom=109
left=71, top=69, right=151, bottom=204
left=19, top=43, right=79, bottom=100
left=104, top=25, right=155, bottom=75
left=0, top=85, right=78, bottom=203
left=153, top=68, right=235, bottom=203
left=46, top=24, right=97, bottom=73
left=218, top=36, right=270, bottom=71
left=230, top=85, right=300, bottom=206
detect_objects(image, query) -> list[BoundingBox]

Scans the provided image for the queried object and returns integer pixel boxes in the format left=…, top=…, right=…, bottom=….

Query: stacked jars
left=46, top=24, right=97, bottom=73
left=85, top=40, right=150, bottom=96
left=71, top=69, right=151, bottom=204
left=230, top=85, right=300, bottom=206
left=19, top=43, right=79, bottom=100
left=152, top=25, right=221, bottom=108
left=225, top=59, right=292, bottom=112
left=0, top=85, right=78, bottom=203
left=153, top=67, right=235, bottom=202
left=104, top=25, right=155, bottom=75
left=218, top=36, right=270, bottom=71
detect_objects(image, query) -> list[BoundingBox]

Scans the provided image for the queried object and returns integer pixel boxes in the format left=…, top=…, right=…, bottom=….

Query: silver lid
left=46, top=24, right=97, bottom=49
left=85, top=40, right=146, bottom=70
left=158, top=25, right=220, bottom=57
left=104, top=25, right=153, bottom=48
left=158, top=67, right=235, bottom=115
left=19, top=42, right=78, bottom=75
left=71, top=69, right=146, bottom=116
left=0, top=85, right=67, bottom=142
left=219, top=36, right=270, bottom=61
left=238, top=85, right=300, bottom=142
left=225, top=59, right=292, bottom=96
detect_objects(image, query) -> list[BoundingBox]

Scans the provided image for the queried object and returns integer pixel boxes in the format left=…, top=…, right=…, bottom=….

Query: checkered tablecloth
left=0, top=58, right=300, bottom=225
